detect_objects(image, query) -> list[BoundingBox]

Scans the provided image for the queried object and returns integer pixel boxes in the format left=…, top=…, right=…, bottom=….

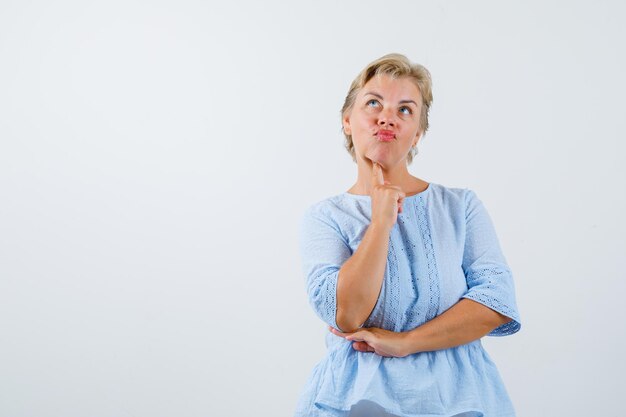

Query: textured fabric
left=294, top=183, right=521, bottom=417
left=349, top=401, right=481, bottom=417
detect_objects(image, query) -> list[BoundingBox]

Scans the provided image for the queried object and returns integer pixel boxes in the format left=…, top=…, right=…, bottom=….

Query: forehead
left=360, top=74, right=422, bottom=101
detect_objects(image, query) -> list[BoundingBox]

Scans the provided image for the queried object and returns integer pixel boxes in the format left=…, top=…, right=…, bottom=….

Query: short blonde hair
left=341, top=53, right=433, bottom=165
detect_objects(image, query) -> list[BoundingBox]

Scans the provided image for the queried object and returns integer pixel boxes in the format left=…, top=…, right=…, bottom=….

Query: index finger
left=371, top=162, right=385, bottom=186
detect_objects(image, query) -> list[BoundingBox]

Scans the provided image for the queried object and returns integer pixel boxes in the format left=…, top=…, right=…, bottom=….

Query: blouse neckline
left=342, top=182, right=433, bottom=200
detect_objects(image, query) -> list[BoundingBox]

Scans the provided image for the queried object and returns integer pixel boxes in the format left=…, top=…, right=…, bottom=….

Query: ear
left=412, top=131, right=423, bottom=147
left=342, top=113, right=352, bottom=135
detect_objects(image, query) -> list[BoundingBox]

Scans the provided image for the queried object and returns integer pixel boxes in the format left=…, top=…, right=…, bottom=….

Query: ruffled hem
left=293, top=339, right=516, bottom=417
left=296, top=399, right=515, bottom=417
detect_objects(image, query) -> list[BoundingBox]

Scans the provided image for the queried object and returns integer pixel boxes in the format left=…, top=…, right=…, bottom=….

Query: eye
left=366, top=99, right=380, bottom=108
left=399, top=106, right=413, bottom=115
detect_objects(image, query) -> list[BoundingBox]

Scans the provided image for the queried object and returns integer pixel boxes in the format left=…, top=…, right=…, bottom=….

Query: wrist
left=403, top=326, right=425, bottom=356
left=369, top=221, right=393, bottom=234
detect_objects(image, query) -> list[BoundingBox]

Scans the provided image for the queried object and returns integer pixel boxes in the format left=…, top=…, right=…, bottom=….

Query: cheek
left=353, top=113, right=376, bottom=129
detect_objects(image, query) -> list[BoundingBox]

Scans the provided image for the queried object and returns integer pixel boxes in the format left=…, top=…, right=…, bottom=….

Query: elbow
left=335, top=311, right=363, bottom=334
left=485, top=311, right=513, bottom=333
left=335, top=276, right=370, bottom=333
left=493, top=311, right=513, bottom=326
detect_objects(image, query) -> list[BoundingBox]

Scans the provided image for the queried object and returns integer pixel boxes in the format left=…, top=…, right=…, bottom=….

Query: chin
left=360, top=152, right=395, bottom=169
left=368, top=157, right=389, bottom=169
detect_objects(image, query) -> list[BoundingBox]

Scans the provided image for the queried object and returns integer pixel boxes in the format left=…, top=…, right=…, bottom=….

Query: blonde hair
left=341, top=53, right=433, bottom=165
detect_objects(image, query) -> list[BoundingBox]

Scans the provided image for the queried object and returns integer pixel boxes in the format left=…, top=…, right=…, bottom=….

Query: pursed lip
left=376, top=129, right=396, bottom=141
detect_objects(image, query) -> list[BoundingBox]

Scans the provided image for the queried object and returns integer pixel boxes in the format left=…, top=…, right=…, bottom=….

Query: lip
left=376, top=129, right=396, bottom=142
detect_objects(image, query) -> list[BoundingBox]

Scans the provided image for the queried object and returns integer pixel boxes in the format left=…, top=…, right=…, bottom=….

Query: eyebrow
left=364, top=92, right=418, bottom=106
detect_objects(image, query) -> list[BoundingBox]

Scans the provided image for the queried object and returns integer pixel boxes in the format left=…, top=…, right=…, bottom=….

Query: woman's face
left=343, top=74, right=423, bottom=170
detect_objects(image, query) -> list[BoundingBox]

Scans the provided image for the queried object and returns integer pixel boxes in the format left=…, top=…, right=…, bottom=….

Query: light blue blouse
left=294, top=183, right=521, bottom=417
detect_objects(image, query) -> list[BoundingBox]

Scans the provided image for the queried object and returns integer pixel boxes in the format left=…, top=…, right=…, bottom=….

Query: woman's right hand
left=370, top=162, right=405, bottom=230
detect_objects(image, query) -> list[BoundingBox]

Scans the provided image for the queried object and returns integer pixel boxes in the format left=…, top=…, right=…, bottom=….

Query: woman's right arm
left=335, top=222, right=391, bottom=332
left=336, top=162, right=405, bottom=333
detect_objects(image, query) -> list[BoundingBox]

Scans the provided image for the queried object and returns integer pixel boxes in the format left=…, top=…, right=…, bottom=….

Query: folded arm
left=401, top=298, right=512, bottom=354
left=330, top=298, right=512, bottom=357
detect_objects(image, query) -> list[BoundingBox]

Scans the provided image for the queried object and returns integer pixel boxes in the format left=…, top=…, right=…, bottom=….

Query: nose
left=377, top=108, right=396, bottom=128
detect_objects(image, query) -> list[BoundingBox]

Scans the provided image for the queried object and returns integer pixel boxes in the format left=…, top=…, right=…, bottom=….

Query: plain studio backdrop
left=1, top=1, right=624, bottom=416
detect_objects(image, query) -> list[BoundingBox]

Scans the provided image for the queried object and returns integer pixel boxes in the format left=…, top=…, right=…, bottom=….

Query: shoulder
left=302, top=193, right=345, bottom=218
left=428, top=182, right=478, bottom=211
left=299, top=193, right=351, bottom=231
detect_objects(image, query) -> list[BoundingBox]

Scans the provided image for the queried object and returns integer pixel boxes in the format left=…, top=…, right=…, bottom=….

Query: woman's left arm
left=330, top=298, right=511, bottom=357
left=402, top=298, right=511, bottom=354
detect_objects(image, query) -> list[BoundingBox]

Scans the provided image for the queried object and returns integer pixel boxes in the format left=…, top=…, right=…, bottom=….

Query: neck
left=350, top=159, right=416, bottom=195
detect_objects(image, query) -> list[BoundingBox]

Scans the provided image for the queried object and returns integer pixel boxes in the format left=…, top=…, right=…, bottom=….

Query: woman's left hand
left=328, top=326, right=410, bottom=358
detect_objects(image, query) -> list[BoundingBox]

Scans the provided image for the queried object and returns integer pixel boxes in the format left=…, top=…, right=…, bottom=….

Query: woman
left=295, top=53, right=521, bottom=417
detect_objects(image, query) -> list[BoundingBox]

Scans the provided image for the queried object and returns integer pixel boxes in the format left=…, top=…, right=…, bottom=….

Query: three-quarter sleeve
left=461, top=190, right=521, bottom=336
left=299, top=206, right=353, bottom=331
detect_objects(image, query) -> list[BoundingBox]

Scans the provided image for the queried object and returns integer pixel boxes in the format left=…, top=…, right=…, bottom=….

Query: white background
left=1, top=1, right=624, bottom=416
